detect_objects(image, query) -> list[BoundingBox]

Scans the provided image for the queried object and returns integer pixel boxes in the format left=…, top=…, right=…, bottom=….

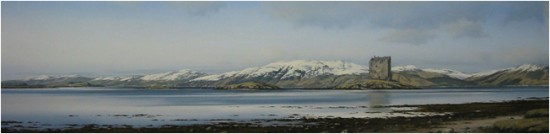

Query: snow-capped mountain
left=191, top=70, right=241, bottom=81
left=391, top=65, right=471, bottom=79
left=3, top=62, right=547, bottom=88
left=391, top=65, right=421, bottom=72
left=87, top=69, right=208, bottom=87
left=93, top=76, right=123, bottom=81
left=141, top=69, right=207, bottom=81
left=25, top=75, right=56, bottom=81
left=470, top=69, right=503, bottom=78
left=510, top=64, right=547, bottom=72
left=422, top=68, right=472, bottom=80
left=471, top=64, right=548, bottom=78
left=392, top=64, right=548, bottom=81
left=92, top=75, right=143, bottom=82
left=24, top=74, right=86, bottom=81
left=192, top=60, right=368, bottom=81
left=467, top=64, right=549, bottom=86
left=92, top=69, right=207, bottom=82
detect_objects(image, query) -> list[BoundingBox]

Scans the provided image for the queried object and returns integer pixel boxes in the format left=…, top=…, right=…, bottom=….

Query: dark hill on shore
left=215, top=82, right=280, bottom=90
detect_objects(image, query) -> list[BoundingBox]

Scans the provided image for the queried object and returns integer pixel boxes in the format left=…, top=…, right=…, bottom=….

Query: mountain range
left=2, top=60, right=548, bottom=89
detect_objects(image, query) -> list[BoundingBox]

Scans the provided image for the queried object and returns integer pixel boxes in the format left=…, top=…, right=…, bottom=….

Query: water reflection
left=366, top=90, right=391, bottom=112
left=1, top=87, right=548, bottom=130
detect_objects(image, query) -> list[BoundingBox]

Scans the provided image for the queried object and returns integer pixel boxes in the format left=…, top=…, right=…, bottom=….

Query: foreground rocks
left=492, top=108, right=549, bottom=133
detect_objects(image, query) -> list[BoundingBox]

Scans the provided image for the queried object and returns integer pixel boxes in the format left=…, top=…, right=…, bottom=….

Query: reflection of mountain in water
left=366, top=90, right=391, bottom=112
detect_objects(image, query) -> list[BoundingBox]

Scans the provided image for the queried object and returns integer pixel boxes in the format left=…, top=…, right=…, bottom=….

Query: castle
left=369, top=56, right=392, bottom=81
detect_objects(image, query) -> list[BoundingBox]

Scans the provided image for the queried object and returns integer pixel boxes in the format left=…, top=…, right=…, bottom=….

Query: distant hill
left=335, top=79, right=418, bottom=89
left=191, top=60, right=368, bottom=81
left=2, top=61, right=548, bottom=89
left=391, top=65, right=477, bottom=87
left=88, top=69, right=207, bottom=88
left=189, top=60, right=369, bottom=88
left=465, top=64, right=549, bottom=86
left=2, top=75, right=93, bottom=88
left=216, top=82, right=280, bottom=90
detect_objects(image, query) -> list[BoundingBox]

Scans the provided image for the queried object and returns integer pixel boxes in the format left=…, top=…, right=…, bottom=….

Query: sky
left=2, top=1, right=549, bottom=80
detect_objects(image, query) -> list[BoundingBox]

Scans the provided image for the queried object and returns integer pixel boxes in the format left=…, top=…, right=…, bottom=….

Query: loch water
left=1, top=87, right=548, bottom=129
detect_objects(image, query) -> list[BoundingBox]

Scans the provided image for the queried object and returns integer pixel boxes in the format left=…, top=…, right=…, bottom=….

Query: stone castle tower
left=369, top=56, right=392, bottom=81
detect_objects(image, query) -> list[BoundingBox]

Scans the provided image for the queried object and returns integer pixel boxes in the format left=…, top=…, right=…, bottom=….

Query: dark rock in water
left=215, top=82, right=280, bottom=90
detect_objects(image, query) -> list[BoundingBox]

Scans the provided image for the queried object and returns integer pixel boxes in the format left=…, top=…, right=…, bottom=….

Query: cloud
left=379, top=29, right=436, bottom=45
left=442, top=19, right=487, bottom=38
left=167, top=1, right=226, bottom=16
left=499, top=2, right=547, bottom=24
left=465, top=44, right=549, bottom=70
left=263, top=2, right=365, bottom=28
left=495, top=45, right=549, bottom=65
left=263, top=2, right=487, bottom=28
left=263, top=2, right=546, bottom=44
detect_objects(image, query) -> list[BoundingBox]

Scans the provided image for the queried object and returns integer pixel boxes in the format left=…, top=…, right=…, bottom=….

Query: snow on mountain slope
left=422, top=68, right=472, bottom=80
left=140, top=69, right=207, bottom=81
left=191, top=70, right=240, bottom=81
left=192, top=60, right=368, bottom=81
left=471, top=69, right=506, bottom=77
left=509, top=64, right=547, bottom=72
left=257, top=60, right=368, bottom=78
left=93, top=75, right=147, bottom=82
left=24, top=75, right=85, bottom=81
left=467, top=64, right=548, bottom=86
left=471, top=64, right=548, bottom=78
left=93, top=76, right=122, bottom=81
left=25, top=75, right=55, bottom=81
left=121, top=75, right=143, bottom=81
left=392, top=65, right=471, bottom=79
left=391, top=65, right=421, bottom=72
left=92, top=69, right=207, bottom=81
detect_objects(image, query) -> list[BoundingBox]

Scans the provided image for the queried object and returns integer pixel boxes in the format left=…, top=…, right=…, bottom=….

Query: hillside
left=391, top=65, right=476, bottom=87
left=2, top=75, right=94, bottom=88
left=216, top=82, right=280, bottom=90
left=2, top=61, right=548, bottom=89
left=189, top=60, right=369, bottom=88
left=335, top=79, right=418, bottom=89
left=466, top=64, right=549, bottom=86
left=192, top=60, right=368, bottom=81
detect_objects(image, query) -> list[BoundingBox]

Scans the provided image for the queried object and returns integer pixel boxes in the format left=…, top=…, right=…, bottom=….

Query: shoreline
left=2, top=85, right=548, bottom=90
left=2, top=98, right=548, bottom=133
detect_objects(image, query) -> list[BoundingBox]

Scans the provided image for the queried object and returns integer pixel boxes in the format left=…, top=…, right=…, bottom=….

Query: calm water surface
left=1, top=87, right=548, bottom=129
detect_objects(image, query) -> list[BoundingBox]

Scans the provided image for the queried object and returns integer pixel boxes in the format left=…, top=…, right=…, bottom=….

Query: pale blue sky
left=2, top=1, right=549, bottom=80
